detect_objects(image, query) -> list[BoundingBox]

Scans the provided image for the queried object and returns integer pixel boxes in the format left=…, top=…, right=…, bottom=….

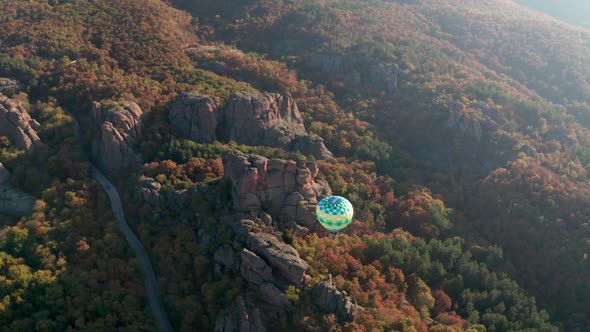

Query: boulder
left=0, top=95, right=42, bottom=152
left=169, top=92, right=220, bottom=143
left=138, top=177, right=161, bottom=205
left=91, top=101, right=144, bottom=172
left=247, top=232, right=308, bottom=286
left=313, top=275, right=357, bottom=323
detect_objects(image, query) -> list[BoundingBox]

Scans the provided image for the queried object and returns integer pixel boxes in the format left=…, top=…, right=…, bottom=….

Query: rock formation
left=239, top=248, right=273, bottom=285
left=169, top=92, right=219, bottom=143
left=445, top=100, right=519, bottom=173
left=169, top=92, right=333, bottom=159
left=91, top=101, right=144, bottom=172
left=138, top=149, right=355, bottom=328
left=247, top=232, right=308, bottom=286
left=222, top=149, right=331, bottom=234
left=0, top=95, right=42, bottom=152
left=137, top=177, right=162, bottom=206
left=0, top=78, right=22, bottom=95
left=0, top=162, right=35, bottom=216
left=313, top=275, right=358, bottom=323
left=225, top=93, right=305, bottom=146
left=307, top=54, right=401, bottom=92
left=214, top=296, right=267, bottom=332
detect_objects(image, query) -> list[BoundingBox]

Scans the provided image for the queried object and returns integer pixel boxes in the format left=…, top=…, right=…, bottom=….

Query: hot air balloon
left=316, top=195, right=354, bottom=233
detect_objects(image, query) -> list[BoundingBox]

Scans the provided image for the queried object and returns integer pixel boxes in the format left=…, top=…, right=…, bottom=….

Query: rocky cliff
left=307, top=54, right=401, bottom=92
left=444, top=99, right=521, bottom=175
left=0, top=95, right=42, bottom=152
left=222, top=149, right=332, bottom=235
left=169, top=92, right=219, bottom=143
left=0, top=162, right=35, bottom=216
left=313, top=275, right=358, bottom=323
left=224, top=93, right=305, bottom=146
left=136, top=149, right=356, bottom=329
left=169, top=93, right=333, bottom=159
left=91, top=101, right=144, bottom=173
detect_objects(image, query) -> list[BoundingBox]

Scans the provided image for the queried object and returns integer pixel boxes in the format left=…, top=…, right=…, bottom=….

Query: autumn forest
left=1, top=0, right=590, bottom=331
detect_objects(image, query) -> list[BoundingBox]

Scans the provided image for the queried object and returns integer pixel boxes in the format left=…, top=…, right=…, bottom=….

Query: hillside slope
left=0, top=0, right=588, bottom=331
left=177, top=0, right=590, bottom=329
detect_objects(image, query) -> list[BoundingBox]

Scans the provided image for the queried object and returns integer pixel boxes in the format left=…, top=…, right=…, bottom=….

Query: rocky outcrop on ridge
left=222, top=149, right=332, bottom=235
left=169, top=92, right=333, bottom=159
left=91, top=101, right=144, bottom=172
left=224, top=93, right=306, bottom=146
left=307, top=54, right=401, bottom=92
left=444, top=99, right=520, bottom=174
left=313, top=275, right=358, bottom=323
left=0, top=162, right=35, bottom=216
left=0, top=95, right=42, bottom=152
left=169, top=92, right=219, bottom=143
left=136, top=149, right=355, bottom=328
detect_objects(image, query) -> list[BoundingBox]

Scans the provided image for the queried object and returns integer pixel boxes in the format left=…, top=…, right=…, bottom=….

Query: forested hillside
left=0, top=0, right=589, bottom=331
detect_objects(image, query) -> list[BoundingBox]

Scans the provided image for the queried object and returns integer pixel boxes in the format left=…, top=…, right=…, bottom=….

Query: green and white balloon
left=316, top=195, right=354, bottom=233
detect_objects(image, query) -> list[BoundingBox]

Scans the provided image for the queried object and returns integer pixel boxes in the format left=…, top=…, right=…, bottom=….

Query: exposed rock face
left=258, top=283, right=290, bottom=308
left=169, top=92, right=333, bottom=159
left=447, top=110, right=484, bottom=141
left=292, top=134, right=333, bottom=162
left=91, top=101, right=144, bottom=172
left=0, top=78, right=22, bottom=95
left=368, top=63, right=401, bottom=93
left=0, top=163, right=35, bottom=216
left=307, top=54, right=401, bottom=92
left=214, top=296, right=267, bottom=332
left=247, top=232, right=308, bottom=286
left=169, top=92, right=219, bottom=143
left=0, top=95, right=42, bottom=152
left=235, top=93, right=333, bottom=159
left=309, top=54, right=345, bottom=73
left=313, top=275, right=357, bottom=323
left=240, top=248, right=273, bottom=285
left=443, top=100, right=518, bottom=174
left=225, top=93, right=305, bottom=146
left=138, top=177, right=162, bottom=206
left=222, top=149, right=331, bottom=234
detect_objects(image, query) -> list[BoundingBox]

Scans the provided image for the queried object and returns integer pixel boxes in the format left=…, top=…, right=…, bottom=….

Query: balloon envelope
left=316, top=196, right=354, bottom=233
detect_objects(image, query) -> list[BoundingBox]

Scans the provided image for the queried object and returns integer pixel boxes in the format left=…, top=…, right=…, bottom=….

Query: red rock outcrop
left=222, top=149, right=331, bottom=234
left=0, top=95, right=42, bottom=152
left=169, top=92, right=333, bottom=159
left=225, top=93, right=306, bottom=145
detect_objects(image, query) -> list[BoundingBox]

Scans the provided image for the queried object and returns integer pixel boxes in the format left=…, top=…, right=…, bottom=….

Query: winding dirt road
left=68, top=112, right=174, bottom=332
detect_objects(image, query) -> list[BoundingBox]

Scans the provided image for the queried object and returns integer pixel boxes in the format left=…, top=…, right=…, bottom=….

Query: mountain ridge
left=0, top=0, right=589, bottom=330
